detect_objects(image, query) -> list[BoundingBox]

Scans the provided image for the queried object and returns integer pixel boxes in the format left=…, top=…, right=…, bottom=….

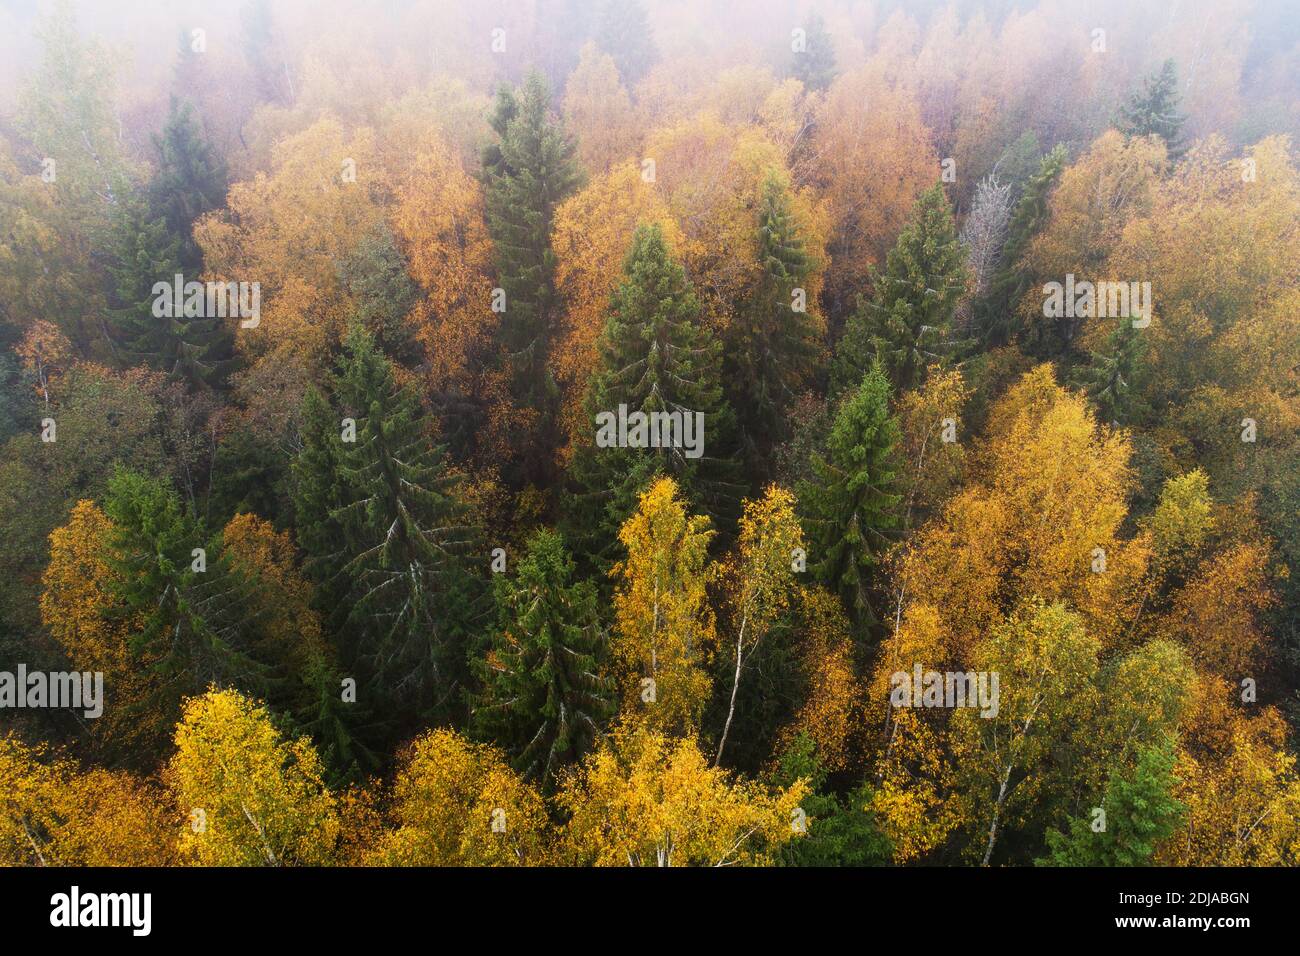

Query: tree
left=367, top=728, right=552, bottom=866
left=1019, top=131, right=1165, bottom=356
left=566, top=224, right=740, bottom=566
left=483, top=71, right=583, bottom=487
left=951, top=600, right=1101, bottom=865
left=107, top=196, right=233, bottom=389
left=1, top=733, right=174, bottom=866
left=1117, top=59, right=1187, bottom=160
left=594, top=0, right=657, bottom=86
left=715, top=486, right=803, bottom=767
left=832, top=185, right=968, bottom=395
left=563, top=43, right=638, bottom=175
left=551, top=162, right=682, bottom=459
left=609, top=478, right=717, bottom=734
left=149, top=97, right=228, bottom=272
left=807, top=65, right=936, bottom=323
left=473, top=529, right=614, bottom=789
left=770, top=733, right=891, bottom=866
left=798, top=365, right=901, bottom=630
left=558, top=723, right=808, bottom=866
left=294, top=326, right=477, bottom=727
left=958, top=174, right=1014, bottom=324
left=727, top=172, right=823, bottom=474
left=1040, top=736, right=1185, bottom=866
left=1069, top=318, right=1149, bottom=425
left=789, top=12, right=837, bottom=92
left=168, top=688, right=339, bottom=866
left=974, top=145, right=1066, bottom=346
left=103, top=468, right=269, bottom=743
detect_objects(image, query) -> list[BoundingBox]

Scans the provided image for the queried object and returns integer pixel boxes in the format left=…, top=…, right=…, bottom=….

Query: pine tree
left=798, top=364, right=901, bottom=630
left=1069, top=318, right=1149, bottom=426
left=728, top=172, right=822, bottom=478
left=483, top=71, right=583, bottom=487
left=149, top=97, right=227, bottom=272
left=565, top=223, right=741, bottom=569
left=296, top=326, right=479, bottom=728
left=832, top=185, right=968, bottom=396
left=594, top=0, right=657, bottom=86
left=789, top=11, right=836, bottom=92
left=974, top=145, right=1067, bottom=346
left=472, top=528, right=613, bottom=789
left=1039, top=737, right=1185, bottom=866
left=1117, top=59, right=1187, bottom=161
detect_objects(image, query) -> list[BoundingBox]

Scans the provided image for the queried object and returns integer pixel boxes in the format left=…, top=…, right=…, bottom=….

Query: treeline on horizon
left=0, top=0, right=1298, bottom=867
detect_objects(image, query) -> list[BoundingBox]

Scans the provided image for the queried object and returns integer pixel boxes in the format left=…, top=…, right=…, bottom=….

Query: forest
left=0, top=0, right=1297, bottom=868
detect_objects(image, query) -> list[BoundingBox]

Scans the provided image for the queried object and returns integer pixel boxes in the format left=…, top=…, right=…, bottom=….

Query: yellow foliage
left=610, top=478, right=717, bottom=734
left=168, top=688, right=339, bottom=866
left=367, top=728, right=552, bottom=866
left=558, top=722, right=808, bottom=866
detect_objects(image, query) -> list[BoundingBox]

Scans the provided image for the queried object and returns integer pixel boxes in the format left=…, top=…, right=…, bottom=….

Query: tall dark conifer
left=728, top=173, right=821, bottom=479
left=565, top=224, right=740, bottom=569
left=832, top=185, right=967, bottom=396
left=483, top=71, right=583, bottom=488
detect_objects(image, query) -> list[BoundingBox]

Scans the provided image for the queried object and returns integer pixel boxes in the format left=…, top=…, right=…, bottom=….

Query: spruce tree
left=1070, top=318, right=1150, bottom=426
left=103, top=468, right=268, bottom=745
left=832, top=185, right=968, bottom=396
left=789, top=11, right=836, bottom=92
left=798, top=364, right=901, bottom=630
left=1039, top=737, right=1185, bottom=866
left=107, top=98, right=232, bottom=388
left=483, top=71, right=583, bottom=488
left=728, top=172, right=821, bottom=478
left=295, top=326, right=479, bottom=728
left=1117, top=59, right=1187, bottom=160
left=974, top=144, right=1067, bottom=346
left=594, top=0, right=658, bottom=85
left=565, top=224, right=741, bottom=568
left=149, top=97, right=227, bottom=272
left=472, top=528, right=613, bottom=789
left=106, top=198, right=232, bottom=389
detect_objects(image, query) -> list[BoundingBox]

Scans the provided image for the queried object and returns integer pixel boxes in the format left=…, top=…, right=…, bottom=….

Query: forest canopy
left=0, top=0, right=1298, bottom=868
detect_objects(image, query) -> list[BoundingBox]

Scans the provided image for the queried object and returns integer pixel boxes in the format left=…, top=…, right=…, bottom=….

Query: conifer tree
left=149, top=97, right=227, bottom=272
left=472, top=528, right=613, bottom=789
left=789, top=11, right=837, bottom=92
left=106, top=198, right=232, bottom=388
left=594, top=0, right=658, bottom=85
left=295, top=326, right=478, bottom=726
left=1039, top=737, right=1185, bottom=866
left=1117, top=59, right=1187, bottom=160
left=102, top=468, right=267, bottom=741
left=832, top=185, right=968, bottom=396
left=107, top=98, right=231, bottom=388
left=483, top=71, right=583, bottom=487
left=1069, top=318, right=1149, bottom=426
left=974, top=145, right=1067, bottom=346
left=798, top=364, right=901, bottom=630
left=566, top=224, right=741, bottom=568
left=728, top=173, right=821, bottom=477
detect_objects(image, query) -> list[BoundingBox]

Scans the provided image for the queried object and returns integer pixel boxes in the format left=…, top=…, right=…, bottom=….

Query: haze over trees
left=1, top=0, right=1298, bottom=867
